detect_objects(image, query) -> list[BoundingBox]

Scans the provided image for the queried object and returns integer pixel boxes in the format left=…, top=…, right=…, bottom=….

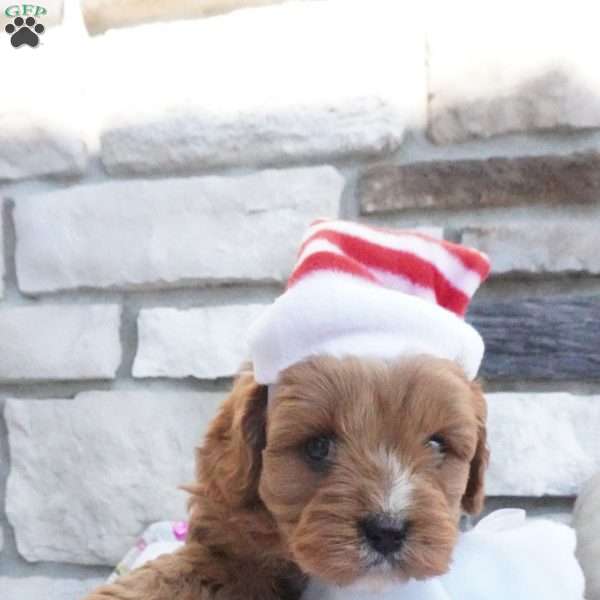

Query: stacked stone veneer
left=1, top=1, right=600, bottom=598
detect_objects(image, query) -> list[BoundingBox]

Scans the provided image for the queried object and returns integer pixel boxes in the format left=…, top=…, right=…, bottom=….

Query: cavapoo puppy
left=86, top=218, right=492, bottom=599
left=85, top=354, right=488, bottom=600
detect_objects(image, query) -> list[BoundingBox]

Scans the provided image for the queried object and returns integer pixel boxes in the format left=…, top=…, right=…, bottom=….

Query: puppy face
left=257, top=355, right=488, bottom=587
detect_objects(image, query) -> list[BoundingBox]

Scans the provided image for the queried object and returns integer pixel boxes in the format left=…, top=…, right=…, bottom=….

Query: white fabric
left=304, top=510, right=586, bottom=600
left=123, top=511, right=584, bottom=599
left=248, top=272, right=485, bottom=384
left=107, top=521, right=188, bottom=583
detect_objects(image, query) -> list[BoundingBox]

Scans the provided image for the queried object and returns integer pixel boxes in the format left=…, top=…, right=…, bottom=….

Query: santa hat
left=248, top=219, right=490, bottom=384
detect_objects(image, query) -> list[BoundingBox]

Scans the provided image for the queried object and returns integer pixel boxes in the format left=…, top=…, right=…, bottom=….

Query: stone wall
left=1, top=1, right=600, bottom=598
left=81, top=0, right=290, bottom=34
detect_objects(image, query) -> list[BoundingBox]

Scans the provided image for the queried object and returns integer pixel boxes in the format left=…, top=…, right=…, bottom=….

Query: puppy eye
left=304, top=435, right=332, bottom=466
left=425, top=434, right=447, bottom=454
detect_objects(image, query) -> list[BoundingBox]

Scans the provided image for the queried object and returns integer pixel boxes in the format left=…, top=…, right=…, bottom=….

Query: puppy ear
left=196, top=367, right=268, bottom=509
left=461, top=381, right=489, bottom=515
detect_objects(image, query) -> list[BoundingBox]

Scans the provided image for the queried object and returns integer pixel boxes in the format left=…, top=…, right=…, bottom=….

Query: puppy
left=84, top=354, right=488, bottom=600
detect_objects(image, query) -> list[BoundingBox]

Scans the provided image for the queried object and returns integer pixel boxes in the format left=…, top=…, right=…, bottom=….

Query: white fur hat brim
left=248, top=272, right=484, bottom=384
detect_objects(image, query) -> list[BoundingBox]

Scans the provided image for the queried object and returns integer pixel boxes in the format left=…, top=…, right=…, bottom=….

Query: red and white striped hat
left=248, top=219, right=490, bottom=384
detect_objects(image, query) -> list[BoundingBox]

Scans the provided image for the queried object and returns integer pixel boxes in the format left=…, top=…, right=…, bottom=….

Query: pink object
left=172, top=521, right=188, bottom=541
left=136, top=539, right=147, bottom=551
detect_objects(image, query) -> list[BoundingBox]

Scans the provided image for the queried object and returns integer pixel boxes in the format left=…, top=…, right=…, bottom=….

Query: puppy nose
left=360, top=515, right=408, bottom=556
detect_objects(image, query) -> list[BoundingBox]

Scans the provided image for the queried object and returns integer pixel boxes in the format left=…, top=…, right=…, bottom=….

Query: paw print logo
left=5, top=16, right=45, bottom=48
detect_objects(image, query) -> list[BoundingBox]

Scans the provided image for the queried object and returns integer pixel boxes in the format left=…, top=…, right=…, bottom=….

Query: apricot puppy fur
left=84, top=355, right=488, bottom=600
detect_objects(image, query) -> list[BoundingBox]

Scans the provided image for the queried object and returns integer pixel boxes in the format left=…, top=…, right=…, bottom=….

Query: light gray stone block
left=0, top=305, right=121, bottom=381
left=0, top=219, right=4, bottom=298
left=461, top=224, right=600, bottom=275
left=14, top=167, right=343, bottom=293
left=96, top=1, right=424, bottom=173
left=573, top=474, right=600, bottom=600
left=134, top=304, right=267, bottom=379
left=0, top=20, right=88, bottom=181
left=5, top=391, right=223, bottom=565
left=428, top=5, right=600, bottom=143
left=486, top=393, right=600, bottom=496
left=0, top=575, right=104, bottom=600
left=0, top=115, right=87, bottom=181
